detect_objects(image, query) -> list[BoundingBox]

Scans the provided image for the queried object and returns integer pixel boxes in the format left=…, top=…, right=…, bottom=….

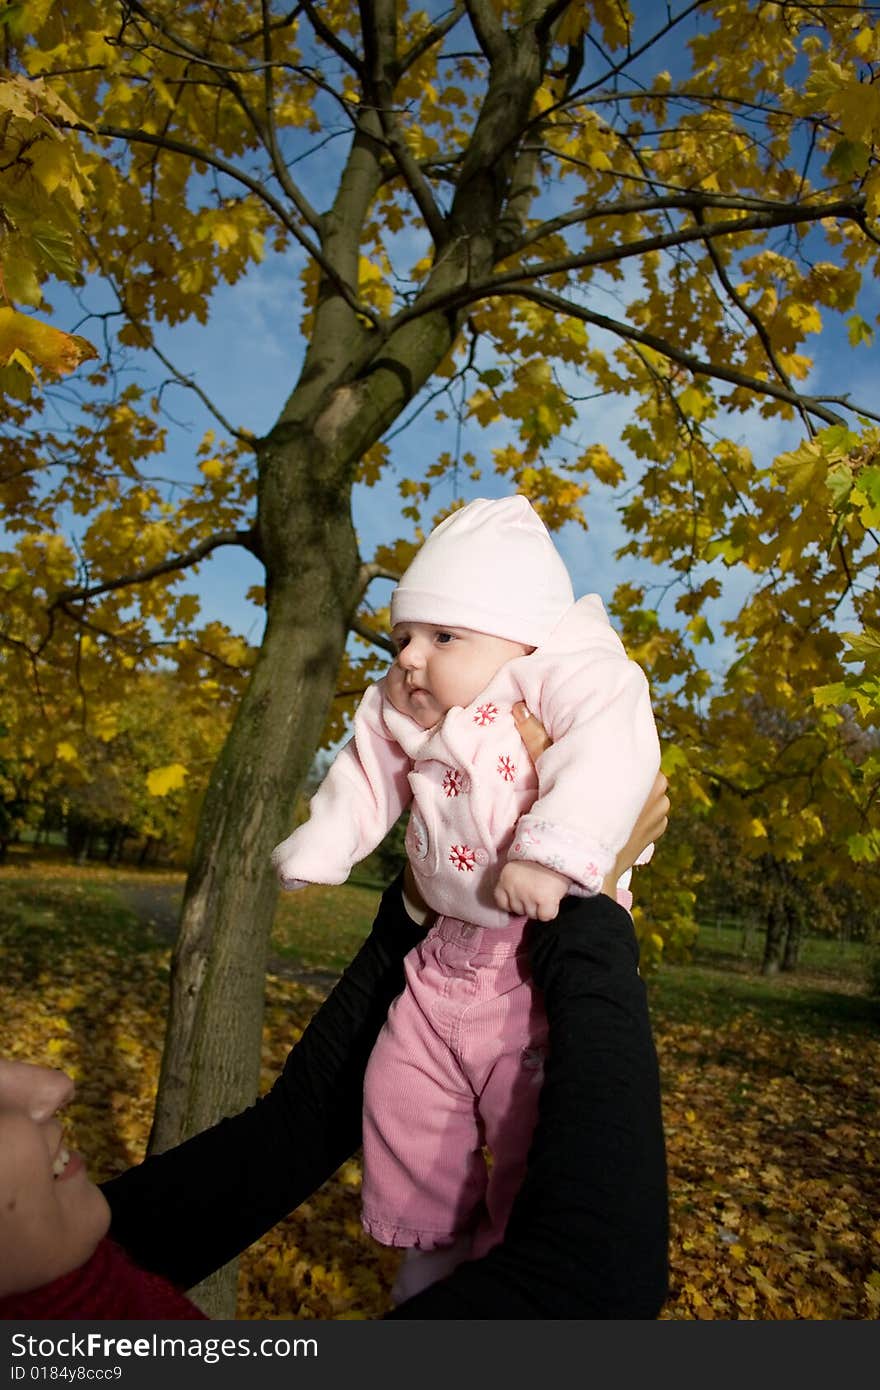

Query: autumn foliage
left=1, top=866, right=877, bottom=1320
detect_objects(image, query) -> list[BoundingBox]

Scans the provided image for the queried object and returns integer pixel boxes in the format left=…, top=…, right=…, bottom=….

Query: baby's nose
left=397, top=643, right=422, bottom=669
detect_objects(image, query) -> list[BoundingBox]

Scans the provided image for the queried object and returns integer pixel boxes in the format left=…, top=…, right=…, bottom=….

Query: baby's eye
left=394, top=635, right=410, bottom=652
left=435, top=632, right=455, bottom=645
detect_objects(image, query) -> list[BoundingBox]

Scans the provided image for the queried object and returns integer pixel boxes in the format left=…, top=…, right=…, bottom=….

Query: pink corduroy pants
left=361, top=913, right=547, bottom=1256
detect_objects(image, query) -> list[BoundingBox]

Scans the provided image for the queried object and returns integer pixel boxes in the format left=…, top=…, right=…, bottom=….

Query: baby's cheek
left=385, top=664, right=407, bottom=711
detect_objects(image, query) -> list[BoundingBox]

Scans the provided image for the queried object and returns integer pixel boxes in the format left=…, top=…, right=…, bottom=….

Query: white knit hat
left=390, top=496, right=574, bottom=647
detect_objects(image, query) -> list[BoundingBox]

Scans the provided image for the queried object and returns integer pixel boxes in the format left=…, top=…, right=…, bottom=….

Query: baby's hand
left=494, top=860, right=569, bottom=922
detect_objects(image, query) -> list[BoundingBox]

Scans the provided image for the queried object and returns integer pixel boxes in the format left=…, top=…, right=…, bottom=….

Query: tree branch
left=65, top=121, right=380, bottom=327
left=566, top=0, right=707, bottom=104
left=361, top=0, right=449, bottom=245
left=49, top=529, right=261, bottom=612
left=357, top=560, right=400, bottom=597
left=511, top=287, right=847, bottom=427
left=92, top=258, right=260, bottom=447
left=695, top=205, right=815, bottom=438
left=510, top=188, right=864, bottom=257
left=389, top=194, right=867, bottom=333
left=399, top=3, right=467, bottom=72
left=350, top=616, right=395, bottom=654
left=464, top=0, right=506, bottom=61
left=301, top=0, right=365, bottom=77
left=119, top=0, right=324, bottom=235
left=532, top=0, right=581, bottom=43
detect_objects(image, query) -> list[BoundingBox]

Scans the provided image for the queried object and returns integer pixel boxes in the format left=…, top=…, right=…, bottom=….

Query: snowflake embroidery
left=496, top=754, right=516, bottom=782
left=449, top=844, right=477, bottom=873
left=443, top=768, right=463, bottom=798
left=473, top=702, right=498, bottom=727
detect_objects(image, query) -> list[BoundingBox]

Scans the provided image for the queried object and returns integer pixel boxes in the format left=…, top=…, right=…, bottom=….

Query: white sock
left=391, top=1234, right=473, bottom=1304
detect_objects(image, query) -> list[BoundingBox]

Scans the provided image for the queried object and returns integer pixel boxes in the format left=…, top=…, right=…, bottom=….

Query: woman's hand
left=512, top=701, right=669, bottom=902
left=401, top=862, right=432, bottom=926
left=601, top=771, right=669, bottom=899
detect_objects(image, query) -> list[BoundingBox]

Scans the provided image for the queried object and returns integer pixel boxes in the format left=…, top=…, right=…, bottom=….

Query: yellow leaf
left=55, top=741, right=78, bottom=762
left=146, top=763, right=188, bottom=796
left=678, top=385, right=712, bottom=421
left=0, top=308, right=97, bottom=378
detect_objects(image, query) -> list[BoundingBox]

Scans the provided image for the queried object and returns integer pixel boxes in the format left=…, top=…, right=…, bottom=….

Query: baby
left=272, top=495, right=661, bottom=1298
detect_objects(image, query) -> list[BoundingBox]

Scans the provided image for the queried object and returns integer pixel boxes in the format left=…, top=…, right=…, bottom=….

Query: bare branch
left=567, top=0, right=707, bottom=104
left=124, top=318, right=258, bottom=448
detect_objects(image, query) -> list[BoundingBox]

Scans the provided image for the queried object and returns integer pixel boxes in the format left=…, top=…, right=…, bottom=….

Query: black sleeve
left=388, top=892, right=669, bottom=1319
left=101, top=874, right=427, bottom=1291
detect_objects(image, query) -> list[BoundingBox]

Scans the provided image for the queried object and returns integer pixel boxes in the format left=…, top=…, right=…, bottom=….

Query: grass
left=646, top=919, right=878, bottom=1038
left=693, top=918, right=868, bottom=982
left=270, top=874, right=389, bottom=973
left=0, top=872, right=162, bottom=961
left=3, top=856, right=876, bottom=1027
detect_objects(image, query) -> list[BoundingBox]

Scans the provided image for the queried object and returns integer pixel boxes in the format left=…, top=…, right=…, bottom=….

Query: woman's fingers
left=643, top=771, right=670, bottom=842
left=512, top=701, right=552, bottom=764
left=615, top=772, right=670, bottom=880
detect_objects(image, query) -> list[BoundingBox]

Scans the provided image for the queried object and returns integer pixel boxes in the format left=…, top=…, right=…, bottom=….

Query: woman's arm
left=102, top=873, right=428, bottom=1291
left=388, top=892, right=669, bottom=1318
left=389, top=772, right=670, bottom=1318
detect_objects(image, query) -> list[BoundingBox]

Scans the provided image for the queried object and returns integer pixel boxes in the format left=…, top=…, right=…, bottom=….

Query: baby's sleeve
left=271, top=686, right=413, bottom=890
left=509, top=654, right=661, bottom=895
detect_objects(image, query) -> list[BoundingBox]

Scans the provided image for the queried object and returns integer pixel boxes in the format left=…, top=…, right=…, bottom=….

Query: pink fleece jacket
left=272, top=596, right=661, bottom=929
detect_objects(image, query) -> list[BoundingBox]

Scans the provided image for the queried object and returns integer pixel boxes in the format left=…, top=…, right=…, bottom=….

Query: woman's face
left=0, top=1059, right=110, bottom=1297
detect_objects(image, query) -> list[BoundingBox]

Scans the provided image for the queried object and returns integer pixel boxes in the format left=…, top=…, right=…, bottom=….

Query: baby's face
left=0, top=1059, right=111, bottom=1297
left=387, top=622, right=532, bottom=729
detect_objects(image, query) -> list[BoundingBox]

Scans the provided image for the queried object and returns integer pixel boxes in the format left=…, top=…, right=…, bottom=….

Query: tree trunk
left=761, top=898, right=784, bottom=976
left=149, top=454, right=361, bottom=1315
left=781, top=903, right=804, bottom=972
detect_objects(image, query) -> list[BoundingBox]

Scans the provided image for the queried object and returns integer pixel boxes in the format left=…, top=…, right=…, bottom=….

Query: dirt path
left=114, top=878, right=341, bottom=991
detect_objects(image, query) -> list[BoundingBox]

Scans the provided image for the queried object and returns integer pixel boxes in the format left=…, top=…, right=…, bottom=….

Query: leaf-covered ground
left=1, top=866, right=877, bottom=1319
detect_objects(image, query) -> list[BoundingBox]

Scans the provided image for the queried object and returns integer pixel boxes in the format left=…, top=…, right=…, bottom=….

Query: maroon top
left=0, top=1238, right=206, bottom=1321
